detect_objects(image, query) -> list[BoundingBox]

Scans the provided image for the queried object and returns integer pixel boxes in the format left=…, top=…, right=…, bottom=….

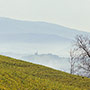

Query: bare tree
left=69, top=49, right=75, bottom=74
left=70, top=35, right=90, bottom=77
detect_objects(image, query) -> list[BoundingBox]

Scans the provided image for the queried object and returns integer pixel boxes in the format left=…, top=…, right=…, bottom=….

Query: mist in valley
left=0, top=17, right=89, bottom=73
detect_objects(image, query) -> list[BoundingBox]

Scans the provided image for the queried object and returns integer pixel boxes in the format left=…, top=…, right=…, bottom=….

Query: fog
left=0, top=43, right=70, bottom=57
left=0, top=17, right=89, bottom=73
left=0, top=42, right=70, bottom=72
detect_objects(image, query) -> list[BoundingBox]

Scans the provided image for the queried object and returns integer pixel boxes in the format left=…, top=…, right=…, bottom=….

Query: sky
left=0, top=0, right=90, bottom=32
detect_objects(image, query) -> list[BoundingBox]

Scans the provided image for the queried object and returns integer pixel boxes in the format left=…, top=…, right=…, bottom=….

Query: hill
left=0, top=17, right=90, bottom=57
left=0, top=17, right=89, bottom=43
left=0, top=17, right=87, bottom=74
left=0, top=55, right=90, bottom=90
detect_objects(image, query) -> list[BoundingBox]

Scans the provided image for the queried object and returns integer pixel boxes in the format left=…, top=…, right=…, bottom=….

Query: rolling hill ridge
left=0, top=17, right=89, bottom=43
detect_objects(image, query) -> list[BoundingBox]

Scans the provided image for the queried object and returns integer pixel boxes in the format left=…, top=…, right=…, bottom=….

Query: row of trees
left=70, top=35, right=90, bottom=77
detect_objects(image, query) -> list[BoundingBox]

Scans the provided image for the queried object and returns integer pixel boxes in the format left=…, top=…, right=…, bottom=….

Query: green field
left=0, top=55, right=90, bottom=90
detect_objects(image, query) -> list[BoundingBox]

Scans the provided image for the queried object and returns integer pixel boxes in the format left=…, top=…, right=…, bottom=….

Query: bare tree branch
left=70, top=35, right=90, bottom=77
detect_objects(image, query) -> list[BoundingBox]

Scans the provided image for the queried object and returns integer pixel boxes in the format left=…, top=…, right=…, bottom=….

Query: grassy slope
left=0, top=55, right=90, bottom=90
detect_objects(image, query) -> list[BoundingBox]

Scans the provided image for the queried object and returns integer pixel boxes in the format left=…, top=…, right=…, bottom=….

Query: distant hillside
left=0, top=17, right=89, bottom=43
left=0, top=17, right=90, bottom=57
left=0, top=55, right=90, bottom=90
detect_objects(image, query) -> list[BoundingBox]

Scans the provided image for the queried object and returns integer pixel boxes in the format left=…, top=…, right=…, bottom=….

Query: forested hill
left=0, top=55, right=90, bottom=90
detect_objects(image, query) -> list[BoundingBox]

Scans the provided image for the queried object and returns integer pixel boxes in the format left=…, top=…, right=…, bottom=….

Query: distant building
left=35, top=51, right=38, bottom=55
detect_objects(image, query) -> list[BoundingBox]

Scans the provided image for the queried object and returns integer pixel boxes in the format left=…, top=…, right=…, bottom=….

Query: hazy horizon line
left=0, top=16, right=89, bottom=33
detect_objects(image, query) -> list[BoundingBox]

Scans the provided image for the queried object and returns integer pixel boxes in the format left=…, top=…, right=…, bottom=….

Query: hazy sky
left=0, top=0, right=90, bottom=32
